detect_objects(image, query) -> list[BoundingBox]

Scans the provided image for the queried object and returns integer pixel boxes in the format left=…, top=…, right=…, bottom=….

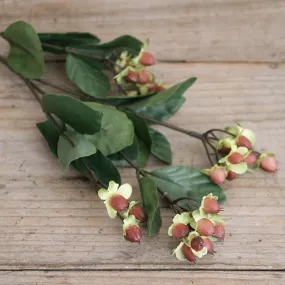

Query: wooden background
left=0, top=1, right=285, bottom=284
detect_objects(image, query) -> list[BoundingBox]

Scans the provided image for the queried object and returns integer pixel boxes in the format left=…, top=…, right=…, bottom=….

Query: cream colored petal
left=108, top=181, right=119, bottom=193
left=98, top=189, right=109, bottom=200
left=105, top=200, right=117, bottom=219
left=168, top=224, right=174, bottom=236
left=192, top=247, right=207, bottom=258
left=173, top=242, right=186, bottom=261
left=118, top=183, right=132, bottom=199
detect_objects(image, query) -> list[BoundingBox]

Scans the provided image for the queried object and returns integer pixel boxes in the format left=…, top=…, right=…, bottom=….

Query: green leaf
left=84, top=102, right=134, bottom=156
left=72, top=151, right=121, bottom=186
left=36, top=118, right=63, bottom=156
left=66, top=54, right=110, bottom=98
left=139, top=176, right=162, bottom=236
left=38, top=32, right=100, bottom=54
left=126, top=112, right=152, bottom=167
left=108, top=136, right=139, bottom=168
left=73, top=35, right=142, bottom=58
left=42, top=94, right=103, bottom=134
left=125, top=78, right=196, bottom=121
left=57, top=129, right=97, bottom=170
left=149, top=128, right=172, bottom=164
left=150, top=166, right=226, bottom=210
left=3, top=21, right=44, bottom=79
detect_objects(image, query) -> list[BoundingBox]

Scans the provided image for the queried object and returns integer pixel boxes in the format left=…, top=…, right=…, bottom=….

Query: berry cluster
left=202, top=125, right=277, bottom=184
left=114, top=41, right=165, bottom=97
left=98, top=181, right=146, bottom=243
left=169, top=194, right=225, bottom=263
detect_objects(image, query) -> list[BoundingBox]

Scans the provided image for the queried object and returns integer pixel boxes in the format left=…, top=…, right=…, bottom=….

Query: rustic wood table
left=0, top=1, right=285, bottom=284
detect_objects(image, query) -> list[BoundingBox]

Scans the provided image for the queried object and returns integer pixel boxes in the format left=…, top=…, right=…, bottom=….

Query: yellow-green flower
left=98, top=181, right=132, bottom=219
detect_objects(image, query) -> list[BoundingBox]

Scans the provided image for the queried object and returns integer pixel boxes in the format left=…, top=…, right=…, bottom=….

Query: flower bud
left=139, top=52, right=155, bottom=66
left=202, top=237, right=214, bottom=255
left=228, top=152, right=244, bottom=164
left=125, top=70, right=138, bottom=83
left=227, top=171, right=237, bottom=181
left=196, top=219, right=215, bottom=236
left=182, top=244, right=196, bottom=262
left=137, top=69, right=150, bottom=84
left=190, top=236, right=204, bottom=252
left=109, top=194, right=129, bottom=211
left=125, top=225, right=142, bottom=243
left=214, top=223, right=225, bottom=240
left=171, top=223, right=190, bottom=239
left=237, top=135, right=252, bottom=150
left=129, top=205, right=147, bottom=223
left=209, top=167, right=227, bottom=184
left=260, top=156, right=277, bottom=172
left=203, top=197, right=223, bottom=214
left=244, top=152, right=257, bottom=166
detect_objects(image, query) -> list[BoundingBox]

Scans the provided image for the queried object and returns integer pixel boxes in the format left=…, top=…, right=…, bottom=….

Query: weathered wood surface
left=1, top=271, right=285, bottom=285
left=0, top=0, right=285, bottom=62
left=0, top=61, right=284, bottom=272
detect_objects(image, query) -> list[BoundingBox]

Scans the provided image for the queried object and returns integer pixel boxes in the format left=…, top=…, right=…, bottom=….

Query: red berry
left=191, top=236, right=204, bottom=252
left=125, top=225, right=142, bottom=243
left=172, top=223, right=190, bottom=239
left=209, top=168, right=227, bottom=184
left=219, top=147, right=231, bottom=154
left=237, top=135, right=252, bottom=150
left=156, top=85, right=166, bottom=92
left=214, top=223, right=225, bottom=240
left=196, top=219, right=215, bottom=236
left=228, top=152, right=244, bottom=164
left=139, top=52, right=155, bottom=66
left=227, top=171, right=237, bottom=181
left=129, top=206, right=147, bottom=223
left=109, top=194, right=128, bottom=211
left=244, top=152, right=257, bottom=166
left=137, top=70, right=150, bottom=84
left=182, top=244, right=196, bottom=262
left=203, top=197, right=223, bottom=214
left=260, top=156, right=277, bottom=172
left=125, top=70, right=138, bottom=83
left=202, top=237, right=214, bottom=254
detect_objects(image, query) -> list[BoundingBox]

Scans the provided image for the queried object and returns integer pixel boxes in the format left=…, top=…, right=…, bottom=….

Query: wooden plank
left=0, top=0, right=285, bottom=62
left=0, top=61, right=284, bottom=270
left=1, top=271, right=285, bottom=285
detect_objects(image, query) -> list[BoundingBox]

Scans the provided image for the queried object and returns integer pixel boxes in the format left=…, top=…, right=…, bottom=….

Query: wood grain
left=0, top=61, right=284, bottom=270
left=1, top=271, right=285, bottom=285
left=0, top=0, right=284, bottom=62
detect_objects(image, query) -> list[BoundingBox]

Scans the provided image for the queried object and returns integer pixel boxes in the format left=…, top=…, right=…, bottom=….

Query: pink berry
left=227, top=171, right=237, bottom=181
left=129, top=205, right=147, bottom=223
left=203, top=197, right=223, bottom=214
left=109, top=194, right=128, bottom=211
left=139, top=52, right=155, bottom=66
left=172, top=223, right=190, bottom=239
left=219, top=147, right=231, bottom=154
left=202, top=237, right=214, bottom=254
left=237, top=135, right=252, bottom=150
left=244, top=152, right=257, bottom=166
left=196, top=219, right=215, bottom=236
left=125, top=225, right=142, bottom=243
left=209, top=168, right=227, bottom=184
left=191, top=236, right=204, bottom=252
left=182, top=244, right=196, bottom=262
left=138, top=70, right=150, bottom=84
left=125, top=70, right=138, bottom=83
left=228, top=152, right=244, bottom=164
left=214, top=223, right=225, bottom=240
left=260, top=156, right=277, bottom=172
